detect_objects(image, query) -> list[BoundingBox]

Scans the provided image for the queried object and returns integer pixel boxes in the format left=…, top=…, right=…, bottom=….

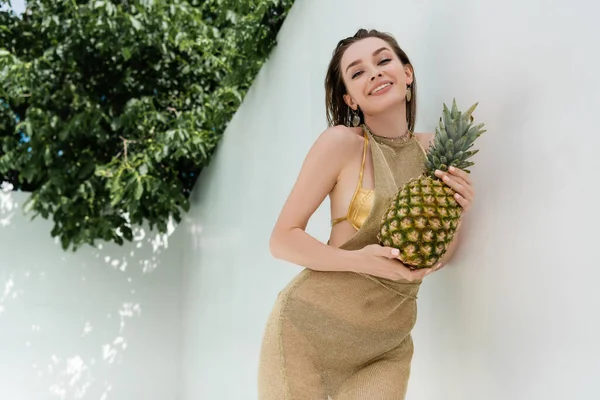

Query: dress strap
left=356, top=129, right=369, bottom=191
left=340, top=130, right=368, bottom=221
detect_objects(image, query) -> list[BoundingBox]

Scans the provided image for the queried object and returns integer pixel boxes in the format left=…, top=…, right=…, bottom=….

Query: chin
left=367, top=91, right=405, bottom=112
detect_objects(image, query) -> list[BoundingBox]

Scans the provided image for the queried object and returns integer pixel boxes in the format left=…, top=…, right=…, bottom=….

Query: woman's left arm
left=416, top=133, right=475, bottom=272
left=431, top=166, right=475, bottom=271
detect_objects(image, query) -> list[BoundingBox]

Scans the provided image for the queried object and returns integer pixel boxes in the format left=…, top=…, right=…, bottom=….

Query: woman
left=258, top=29, right=475, bottom=400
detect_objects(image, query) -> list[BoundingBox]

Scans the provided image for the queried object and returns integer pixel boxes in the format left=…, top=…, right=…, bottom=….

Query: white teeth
left=371, top=83, right=391, bottom=94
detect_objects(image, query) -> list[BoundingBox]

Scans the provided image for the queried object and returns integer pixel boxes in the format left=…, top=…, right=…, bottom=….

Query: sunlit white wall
left=0, top=190, right=182, bottom=400
left=180, top=0, right=600, bottom=399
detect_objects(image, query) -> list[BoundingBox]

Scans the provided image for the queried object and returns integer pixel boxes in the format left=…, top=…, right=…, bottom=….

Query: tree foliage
left=0, top=0, right=293, bottom=250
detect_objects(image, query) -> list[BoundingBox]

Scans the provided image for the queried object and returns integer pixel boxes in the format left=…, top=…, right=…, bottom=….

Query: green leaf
left=114, top=234, right=124, bottom=246
left=78, top=162, right=96, bottom=179
left=134, top=178, right=143, bottom=200
left=110, top=186, right=124, bottom=207
left=129, top=16, right=142, bottom=31
left=122, top=48, right=132, bottom=61
left=61, top=235, right=70, bottom=251
left=121, top=226, right=133, bottom=242
left=445, top=139, right=454, bottom=158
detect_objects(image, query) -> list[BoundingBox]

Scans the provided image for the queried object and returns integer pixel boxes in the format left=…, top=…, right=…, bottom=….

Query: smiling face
left=340, top=37, right=413, bottom=116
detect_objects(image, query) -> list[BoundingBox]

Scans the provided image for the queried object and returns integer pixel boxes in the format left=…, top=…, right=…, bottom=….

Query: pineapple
left=378, top=99, right=486, bottom=269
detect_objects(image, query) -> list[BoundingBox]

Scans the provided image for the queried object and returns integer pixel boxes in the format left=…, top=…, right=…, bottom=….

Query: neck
left=362, top=103, right=410, bottom=139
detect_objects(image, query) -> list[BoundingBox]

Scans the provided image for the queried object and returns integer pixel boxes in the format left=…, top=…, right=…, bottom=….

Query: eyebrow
left=345, top=47, right=391, bottom=74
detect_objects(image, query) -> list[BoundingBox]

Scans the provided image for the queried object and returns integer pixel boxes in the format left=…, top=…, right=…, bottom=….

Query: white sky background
left=5, top=0, right=25, bottom=14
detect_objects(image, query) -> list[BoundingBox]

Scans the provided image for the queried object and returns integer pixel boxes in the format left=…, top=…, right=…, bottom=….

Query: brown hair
left=325, top=29, right=417, bottom=131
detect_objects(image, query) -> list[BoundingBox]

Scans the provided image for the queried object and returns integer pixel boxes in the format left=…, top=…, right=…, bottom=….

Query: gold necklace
left=363, top=124, right=413, bottom=143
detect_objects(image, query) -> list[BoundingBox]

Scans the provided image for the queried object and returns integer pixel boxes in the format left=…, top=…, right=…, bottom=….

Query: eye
left=351, top=70, right=363, bottom=79
left=378, top=58, right=392, bottom=65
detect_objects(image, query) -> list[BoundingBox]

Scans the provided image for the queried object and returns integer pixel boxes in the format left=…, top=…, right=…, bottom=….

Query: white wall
left=0, top=190, right=182, bottom=400
left=180, top=0, right=600, bottom=399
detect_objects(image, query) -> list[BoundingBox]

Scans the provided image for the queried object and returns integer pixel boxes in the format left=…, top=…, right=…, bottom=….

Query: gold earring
left=352, top=109, right=361, bottom=127
left=406, top=85, right=412, bottom=102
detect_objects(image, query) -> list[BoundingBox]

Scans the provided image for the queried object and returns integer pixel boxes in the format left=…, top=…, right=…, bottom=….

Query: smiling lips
left=369, top=81, right=393, bottom=95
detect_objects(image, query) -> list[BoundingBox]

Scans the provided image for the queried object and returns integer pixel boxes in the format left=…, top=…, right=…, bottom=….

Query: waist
left=357, top=273, right=422, bottom=300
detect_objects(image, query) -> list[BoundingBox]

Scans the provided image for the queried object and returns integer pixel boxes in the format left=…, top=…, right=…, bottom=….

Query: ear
left=343, top=94, right=357, bottom=110
left=404, top=64, right=414, bottom=86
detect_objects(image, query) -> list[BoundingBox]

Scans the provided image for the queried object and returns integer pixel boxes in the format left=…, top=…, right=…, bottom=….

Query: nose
left=371, top=72, right=383, bottom=81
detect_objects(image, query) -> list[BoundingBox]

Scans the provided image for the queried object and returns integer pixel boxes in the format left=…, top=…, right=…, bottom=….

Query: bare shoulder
left=312, top=125, right=364, bottom=162
left=317, top=125, right=363, bottom=149
left=414, top=132, right=434, bottom=150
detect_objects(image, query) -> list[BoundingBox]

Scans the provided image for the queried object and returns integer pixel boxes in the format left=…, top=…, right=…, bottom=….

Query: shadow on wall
left=0, top=186, right=179, bottom=400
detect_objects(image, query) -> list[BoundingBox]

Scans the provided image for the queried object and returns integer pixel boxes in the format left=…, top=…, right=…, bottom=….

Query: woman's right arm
left=269, top=126, right=363, bottom=273
left=269, top=126, right=434, bottom=282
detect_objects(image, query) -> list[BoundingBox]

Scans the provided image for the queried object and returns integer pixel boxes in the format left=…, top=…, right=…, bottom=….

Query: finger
left=432, top=262, right=444, bottom=272
left=382, top=246, right=400, bottom=259
left=440, top=174, right=473, bottom=200
left=398, top=265, right=431, bottom=281
left=448, top=166, right=473, bottom=186
left=434, top=170, right=473, bottom=197
left=453, top=192, right=470, bottom=209
left=413, top=269, right=432, bottom=280
left=450, top=175, right=474, bottom=200
left=444, top=175, right=474, bottom=198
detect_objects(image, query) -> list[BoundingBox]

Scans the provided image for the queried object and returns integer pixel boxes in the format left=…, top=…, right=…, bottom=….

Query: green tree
left=0, top=0, right=293, bottom=250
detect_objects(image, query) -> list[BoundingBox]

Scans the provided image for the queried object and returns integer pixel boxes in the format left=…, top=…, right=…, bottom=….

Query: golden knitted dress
left=258, top=126, right=428, bottom=400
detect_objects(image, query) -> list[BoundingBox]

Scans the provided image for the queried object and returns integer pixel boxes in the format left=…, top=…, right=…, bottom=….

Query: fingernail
left=443, top=176, right=450, bottom=182
left=454, top=193, right=461, bottom=199
left=391, top=248, right=399, bottom=256
left=449, top=166, right=455, bottom=172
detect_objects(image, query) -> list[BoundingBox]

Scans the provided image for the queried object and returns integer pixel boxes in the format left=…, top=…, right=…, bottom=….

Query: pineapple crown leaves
left=425, top=99, right=486, bottom=177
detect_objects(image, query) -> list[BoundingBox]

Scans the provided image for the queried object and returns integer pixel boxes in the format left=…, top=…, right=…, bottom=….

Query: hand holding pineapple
left=434, top=166, right=475, bottom=214
left=378, top=99, right=486, bottom=269
left=352, top=244, right=435, bottom=282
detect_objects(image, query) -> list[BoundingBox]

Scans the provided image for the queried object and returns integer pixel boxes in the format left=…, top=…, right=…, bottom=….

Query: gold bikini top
left=331, top=130, right=374, bottom=230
